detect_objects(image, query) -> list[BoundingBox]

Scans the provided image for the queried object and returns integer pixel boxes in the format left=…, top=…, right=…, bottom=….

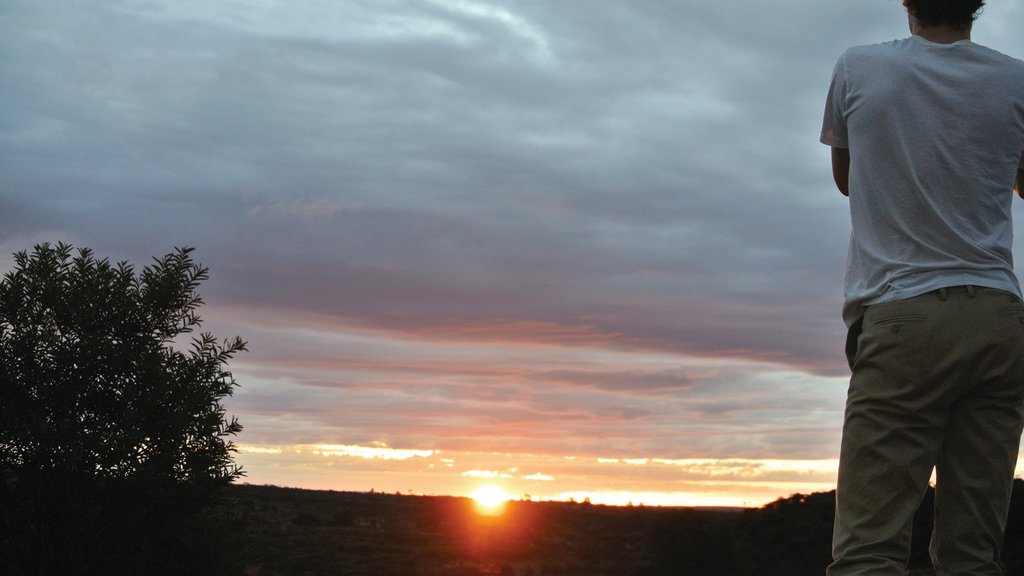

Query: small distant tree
left=0, top=243, right=246, bottom=575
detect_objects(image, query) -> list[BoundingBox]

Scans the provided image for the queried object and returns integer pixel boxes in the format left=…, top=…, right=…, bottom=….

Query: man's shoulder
left=842, top=38, right=909, bottom=58
left=836, top=38, right=912, bottom=69
left=970, top=42, right=1024, bottom=70
left=840, top=37, right=1024, bottom=78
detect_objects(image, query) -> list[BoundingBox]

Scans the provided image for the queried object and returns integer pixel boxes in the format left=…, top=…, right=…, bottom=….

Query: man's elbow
left=835, top=178, right=850, bottom=197
left=831, top=147, right=851, bottom=197
left=1015, top=153, right=1024, bottom=199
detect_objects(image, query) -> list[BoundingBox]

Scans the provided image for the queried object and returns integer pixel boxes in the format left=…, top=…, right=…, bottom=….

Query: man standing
left=821, top=1, right=1024, bottom=574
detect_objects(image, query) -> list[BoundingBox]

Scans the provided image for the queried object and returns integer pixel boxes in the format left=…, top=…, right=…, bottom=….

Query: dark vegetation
left=0, top=244, right=246, bottom=575
left=231, top=480, right=1024, bottom=576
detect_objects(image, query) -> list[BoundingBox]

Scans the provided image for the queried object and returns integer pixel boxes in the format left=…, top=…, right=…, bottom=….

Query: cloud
left=309, top=443, right=435, bottom=460
left=462, top=469, right=513, bottom=479
left=4, top=0, right=1024, bottom=501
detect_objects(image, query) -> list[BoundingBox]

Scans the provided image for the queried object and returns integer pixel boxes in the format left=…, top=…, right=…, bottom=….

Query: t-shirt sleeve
left=820, top=52, right=849, bottom=148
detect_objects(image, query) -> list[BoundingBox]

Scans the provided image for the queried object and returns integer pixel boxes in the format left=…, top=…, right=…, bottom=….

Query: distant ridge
left=229, top=481, right=1024, bottom=575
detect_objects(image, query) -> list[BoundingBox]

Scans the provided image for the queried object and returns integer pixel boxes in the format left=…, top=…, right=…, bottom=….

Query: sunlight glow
left=470, top=485, right=512, bottom=515
left=233, top=445, right=843, bottom=506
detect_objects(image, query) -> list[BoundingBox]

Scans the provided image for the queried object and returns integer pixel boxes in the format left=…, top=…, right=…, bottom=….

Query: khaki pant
left=829, top=287, right=1024, bottom=576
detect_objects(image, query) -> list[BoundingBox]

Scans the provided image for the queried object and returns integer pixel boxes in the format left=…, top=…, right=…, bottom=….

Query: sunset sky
left=4, top=0, right=1024, bottom=507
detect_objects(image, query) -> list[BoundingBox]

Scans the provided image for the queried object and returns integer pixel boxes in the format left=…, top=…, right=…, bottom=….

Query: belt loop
left=967, top=285, right=976, bottom=298
left=939, top=287, right=948, bottom=300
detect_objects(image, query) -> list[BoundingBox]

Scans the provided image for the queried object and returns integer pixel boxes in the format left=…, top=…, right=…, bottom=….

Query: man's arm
left=1016, top=152, right=1024, bottom=199
left=831, top=147, right=850, bottom=197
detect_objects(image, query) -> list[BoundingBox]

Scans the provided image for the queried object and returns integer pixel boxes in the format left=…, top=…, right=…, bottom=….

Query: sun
left=469, top=485, right=511, bottom=516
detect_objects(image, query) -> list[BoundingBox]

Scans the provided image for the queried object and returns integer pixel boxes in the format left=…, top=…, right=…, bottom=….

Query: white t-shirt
left=822, top=35, right=1024, bottom=326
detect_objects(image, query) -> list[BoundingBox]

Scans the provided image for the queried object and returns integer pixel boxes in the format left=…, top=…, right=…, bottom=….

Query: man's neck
left=908, top=15, right=971, bottom=43
left=915, top=27, right=971, bottom=43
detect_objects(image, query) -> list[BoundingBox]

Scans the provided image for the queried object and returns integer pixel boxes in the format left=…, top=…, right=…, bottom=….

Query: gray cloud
left=3, top=0, right=1024, bottom=475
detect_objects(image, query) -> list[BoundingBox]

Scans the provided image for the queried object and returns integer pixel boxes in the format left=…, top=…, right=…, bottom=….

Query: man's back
left=823, top=3, right=1024, bottom=575
left=822, top=36, right=1024, bottom=324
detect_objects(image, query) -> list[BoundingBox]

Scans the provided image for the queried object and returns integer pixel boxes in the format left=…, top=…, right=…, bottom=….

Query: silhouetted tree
left=733, top=489, right=937, bottom=576
left=0, top=243, right=246, bottom=575
left=734, top=492, right=834, bottom=576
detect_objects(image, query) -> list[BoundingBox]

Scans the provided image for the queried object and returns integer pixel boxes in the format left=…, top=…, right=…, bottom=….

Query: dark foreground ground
left=226, top=479, right=1024, bottom=576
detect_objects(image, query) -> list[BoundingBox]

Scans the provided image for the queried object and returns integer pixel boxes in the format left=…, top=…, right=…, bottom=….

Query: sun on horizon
left=469, top=485, right=512, bottom=516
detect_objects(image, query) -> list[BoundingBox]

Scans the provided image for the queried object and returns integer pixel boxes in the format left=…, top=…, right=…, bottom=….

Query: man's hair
left=905, top=0, right=985, bottom=30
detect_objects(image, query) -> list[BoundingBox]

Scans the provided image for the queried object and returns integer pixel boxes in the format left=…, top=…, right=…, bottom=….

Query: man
left=821, top=1, right=1024, bottom=574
